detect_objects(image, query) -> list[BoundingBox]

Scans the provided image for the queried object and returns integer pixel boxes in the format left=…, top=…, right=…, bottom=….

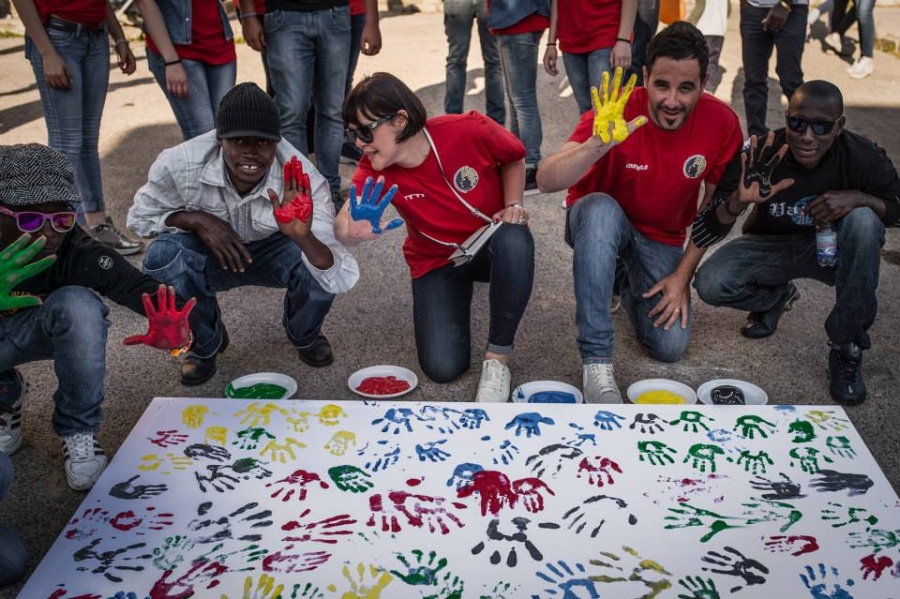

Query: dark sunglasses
left=785, top=115, right=842, bottom=136
left=345, top=113, right=397, bottom=145
left=0, top=205, right=77, bottom=233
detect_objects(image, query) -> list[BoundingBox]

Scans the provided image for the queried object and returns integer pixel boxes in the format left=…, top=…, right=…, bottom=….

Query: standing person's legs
left=630, top=0, right=659, bottom=86
left=561, top=52, right=591, bottom=115
left=475, top=0, right=505, bottom=125
left=147, top=52, right=229, bottom=140
left=705, top=35, right=725, bottom=92
left=311, top=6, right=351, bottom=199
left=266, top=10, right=315, bottom=158
left=740, top=4, right=776, bottom=137
left=443, top=0, right=476, bottom=115
left=205, top=61, right=238, bottom=127
left=498, top=32, right=543, bottom=166
left=341, top=11, right=367, bottom=163
left=773, top=6, right=807, bottom=101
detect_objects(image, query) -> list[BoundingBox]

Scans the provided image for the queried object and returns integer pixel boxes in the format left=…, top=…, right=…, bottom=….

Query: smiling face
left=642, top=57, right=707, bottom=132
left=220, top=137, right=277, bottom=194
left=785, top=92, right=844, bottom=169
left=352, top=111, right=406, bottom=171
left=0, top=201, right=73, bottom=259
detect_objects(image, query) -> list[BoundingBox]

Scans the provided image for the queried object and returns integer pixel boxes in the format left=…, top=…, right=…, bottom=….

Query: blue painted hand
left=349, top=176, right=403, bottom=234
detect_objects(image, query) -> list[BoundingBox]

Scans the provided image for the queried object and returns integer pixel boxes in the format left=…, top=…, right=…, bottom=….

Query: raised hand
left=274, top=157, right=313, bottom=224
left=590, top=67, right=647, bottom=144
left=349, top=176, right=403, bottom=234
left=124, top=285, right=196, bottom=353
left=0, top=233, right=56, bottom=310
left=739, top=132, right=794, bottom=201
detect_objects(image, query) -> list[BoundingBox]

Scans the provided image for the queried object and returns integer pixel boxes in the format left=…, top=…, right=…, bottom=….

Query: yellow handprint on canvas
left=591, top=67, right=647, bottom=144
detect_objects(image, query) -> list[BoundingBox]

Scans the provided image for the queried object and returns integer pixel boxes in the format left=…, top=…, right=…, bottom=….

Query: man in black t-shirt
left=691, top=80, right=900, bottom=406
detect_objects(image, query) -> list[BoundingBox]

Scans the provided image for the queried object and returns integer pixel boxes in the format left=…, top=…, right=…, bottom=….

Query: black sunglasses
left=345, top=113, right=397, bottom=145
left=785, top=115, right=842, bottom=136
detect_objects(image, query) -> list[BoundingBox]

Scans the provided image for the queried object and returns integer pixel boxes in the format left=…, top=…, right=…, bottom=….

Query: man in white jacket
left=128, top=83, right=359, bottom=385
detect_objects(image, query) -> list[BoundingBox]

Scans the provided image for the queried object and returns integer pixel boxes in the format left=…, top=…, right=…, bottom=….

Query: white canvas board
left=19, top=399, right=900, bottom=598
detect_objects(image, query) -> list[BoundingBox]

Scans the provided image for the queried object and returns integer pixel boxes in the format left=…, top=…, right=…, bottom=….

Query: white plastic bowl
left=697, top=379, right=768, bottom=406
left=225, top=372, right=297, bottom=399
left=512, top=380, right=583, bottom=404
left=626, top=379, right=697, bottom=405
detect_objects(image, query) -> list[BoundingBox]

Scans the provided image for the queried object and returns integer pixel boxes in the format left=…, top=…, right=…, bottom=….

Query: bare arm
left=106, top=2, right=135, bottom=75
left=360, top=0, right=382, bottom=55
left=611, top=0, right=637, bottom=70
left=135, top=0, right=189, bottom=97
left=13, top=0, right=69, bottom=89
left=536, top=139, right=613, bottom=193
left=542, top=0, right=558, bottom=76
left=239, top=0, right=265, bottom=51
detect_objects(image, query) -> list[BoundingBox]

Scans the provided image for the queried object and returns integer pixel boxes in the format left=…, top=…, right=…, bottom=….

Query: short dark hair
left=646, top=21, right=709, bottom=81
left=343, top=72, right=427, bottom=143
left=794, top=80, right=844, bottom=115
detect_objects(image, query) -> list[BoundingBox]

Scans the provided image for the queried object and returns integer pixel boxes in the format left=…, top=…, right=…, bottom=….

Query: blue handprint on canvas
left=505, top=412, right=555, bottom=438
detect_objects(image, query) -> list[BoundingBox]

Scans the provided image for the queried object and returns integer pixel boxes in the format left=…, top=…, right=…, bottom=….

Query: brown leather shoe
left=180, top=328, right=230, bottom=386
left=297, top=334, right=333, bottom=367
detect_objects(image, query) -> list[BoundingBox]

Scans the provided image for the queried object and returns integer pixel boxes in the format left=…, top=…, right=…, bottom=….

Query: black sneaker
left=180, top=328, right=229, bottom=386
left=298, top=334, right=333, bottom=367
left=741, top=283, right=800, bottom=339
left=332, top=190, right=345, bottom=212
left=829, top=342, right=867, bottom=405
left=524, top=166, right=539, bottom=196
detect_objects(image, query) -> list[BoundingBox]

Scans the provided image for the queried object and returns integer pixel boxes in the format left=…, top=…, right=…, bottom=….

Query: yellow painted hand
left=591, top=67, right=646, bottom=144
left=327, top=563, right=394, bottom=599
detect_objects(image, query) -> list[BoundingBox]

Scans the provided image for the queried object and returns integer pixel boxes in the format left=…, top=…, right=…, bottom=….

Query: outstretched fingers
left=375, top=183, right=399, bottom=209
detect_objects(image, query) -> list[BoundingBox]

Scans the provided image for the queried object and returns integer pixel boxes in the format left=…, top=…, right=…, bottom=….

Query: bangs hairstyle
left=343, top=72, right=427, bottom=143
left=646, top=21, right=709, bottom=81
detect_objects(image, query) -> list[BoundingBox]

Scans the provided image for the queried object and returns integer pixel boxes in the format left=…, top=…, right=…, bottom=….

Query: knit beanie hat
left=0, top=143, right=80, bottom=207
left=216, top=82, right=281, bottom=141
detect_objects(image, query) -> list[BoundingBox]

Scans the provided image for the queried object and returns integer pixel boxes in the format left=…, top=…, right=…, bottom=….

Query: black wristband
left=616, top=37, right=631, bottom=44
left=164, top=58, right=182, bottom=66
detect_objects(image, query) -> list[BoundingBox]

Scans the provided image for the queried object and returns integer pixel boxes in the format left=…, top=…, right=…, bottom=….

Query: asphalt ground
left=1, top=7, right=900, bottom=596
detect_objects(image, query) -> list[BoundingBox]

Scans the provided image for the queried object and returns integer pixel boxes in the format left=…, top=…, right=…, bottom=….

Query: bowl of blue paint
left=512, top=380, right=583, bottom=404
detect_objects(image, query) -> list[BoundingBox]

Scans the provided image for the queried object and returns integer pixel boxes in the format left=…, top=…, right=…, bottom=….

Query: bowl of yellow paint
left=626, top=379, right=697, bottom=405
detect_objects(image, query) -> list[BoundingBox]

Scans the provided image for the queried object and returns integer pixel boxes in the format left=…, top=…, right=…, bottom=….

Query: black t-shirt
left=713, top=128, right=900, bottom=236
left=2, top=228, right=166, bottom=319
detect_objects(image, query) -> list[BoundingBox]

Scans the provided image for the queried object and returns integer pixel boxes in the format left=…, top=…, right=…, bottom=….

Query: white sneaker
left=61, top=433, right=108, bottom=491
left=475, top=359, right=511, bottom=403
left=825, top=32, right=842, bottom=51
left=583, top=363, right=623, bottom=404
left=848, top=57, right=875, bottom=79
left=0, top=370, right=25, bottom=455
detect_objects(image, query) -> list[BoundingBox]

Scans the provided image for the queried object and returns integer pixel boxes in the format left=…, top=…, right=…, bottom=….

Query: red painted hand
left=274, top=156, right=313, bottom=224
left=124, top=285, right=196, bottom=353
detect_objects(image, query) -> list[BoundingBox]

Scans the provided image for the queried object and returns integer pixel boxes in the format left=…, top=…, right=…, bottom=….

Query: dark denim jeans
left=143, top=232, right=336, bottom=359
left=694, top=208, right=884, bottom=348
left=412, top=223, right=533, bottom=383
left=25, top=27, right=109, bottom=216
left=566, top=193, right=690, bottom=363
left=0, top=287, right=109, bottom=435
left=740, top=3, right=807, bottom=136
left=443, top=0, right=505, bottom=125
left=0, top=452, right=27, bottom=586
left=146, top=49, right=236, bottom=141
left=265, top=7, right=351, bottom=195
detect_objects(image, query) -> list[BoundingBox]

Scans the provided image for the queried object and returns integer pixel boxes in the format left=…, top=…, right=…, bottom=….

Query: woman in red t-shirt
left=135, top=0, right=236, bottom=140
left=335, top=73, right=534, bottom=404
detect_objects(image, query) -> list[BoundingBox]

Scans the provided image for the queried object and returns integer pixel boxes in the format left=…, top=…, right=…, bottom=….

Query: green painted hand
left=789, top=446, right=833, bottom=474
left=684, top=443, right=725, bottom=473
left=734, top=415, right=776, bottom=439
left=0, top=233, right=56, bottom=310
left=590, top=67, right=647, bottom=144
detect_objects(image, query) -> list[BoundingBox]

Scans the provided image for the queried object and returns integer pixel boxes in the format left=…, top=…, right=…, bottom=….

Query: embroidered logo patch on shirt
left=683, top=155, right=708, bottom=179
left=453, top=166, right=479, bottom=193
left=98, top=255, right=114, bottom=270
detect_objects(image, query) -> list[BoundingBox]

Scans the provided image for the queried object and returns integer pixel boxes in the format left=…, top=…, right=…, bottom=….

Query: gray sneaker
left=61, top=432, right=108, bottom=491
left=90, top=216, right=143, bottom=255
left=583, top=363, right=623, bottom=404
left=0, top=369, right=25, bottom=455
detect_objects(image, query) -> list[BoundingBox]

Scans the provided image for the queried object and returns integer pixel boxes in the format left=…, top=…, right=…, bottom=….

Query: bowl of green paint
left=225, top=372, right=297, bottom=399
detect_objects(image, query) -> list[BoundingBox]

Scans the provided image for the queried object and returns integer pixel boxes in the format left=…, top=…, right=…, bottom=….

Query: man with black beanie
left=128, top=82, right=359, bottom=386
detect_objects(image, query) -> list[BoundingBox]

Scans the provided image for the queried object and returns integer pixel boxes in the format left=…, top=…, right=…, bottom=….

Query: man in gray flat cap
left=0, top=143, right=195, bottom=494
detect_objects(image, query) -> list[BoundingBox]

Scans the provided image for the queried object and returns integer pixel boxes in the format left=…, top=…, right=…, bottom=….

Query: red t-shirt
left=146, top=0, right=236, bottom=65
left=567, top=88, right=742, bottom=246
left=350, top=0, right=366, bottom=15
left=34, top=0, right=106, bottom=25
left=558, top=0, right=621, bottom=54
left=352, top=112, right=526, bottom=279
left=490, top=13, right=549, bottom=35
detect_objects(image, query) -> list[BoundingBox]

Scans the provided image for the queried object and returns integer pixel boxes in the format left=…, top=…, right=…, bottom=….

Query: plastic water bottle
left=816, top=223, right=838, bottom=267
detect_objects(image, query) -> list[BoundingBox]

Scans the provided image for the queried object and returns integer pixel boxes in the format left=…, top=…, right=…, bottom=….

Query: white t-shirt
left=697, top=0, right=729, bottom=36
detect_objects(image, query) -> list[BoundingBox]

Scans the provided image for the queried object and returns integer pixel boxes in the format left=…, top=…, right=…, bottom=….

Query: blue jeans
left=834, top=0, right=876, bottom=57
left=0, top=452, right=27, bottom=586
left=740, top=3, right=807, bottom=136
left=146, top=49, right=236, bottom=140
left=694, top=208, right=884, bottom=349
left=264, top=7, right=351, bottom=196
left=0, top=287, right=109, bottom=435
left=443, top=0, right=505, bottom=125
left=347, top=11, right=365, bottom=94
left=142, top=232, right=336, bottom=359
left=498, top=31, right=542, bottom=165
left=25, top=27, right=109, bottom=216
left=566, top=193, right=690, bottom=363
left=412, top=224, right=533, bottom=383
left=562, top=47, right=614, bottom=116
